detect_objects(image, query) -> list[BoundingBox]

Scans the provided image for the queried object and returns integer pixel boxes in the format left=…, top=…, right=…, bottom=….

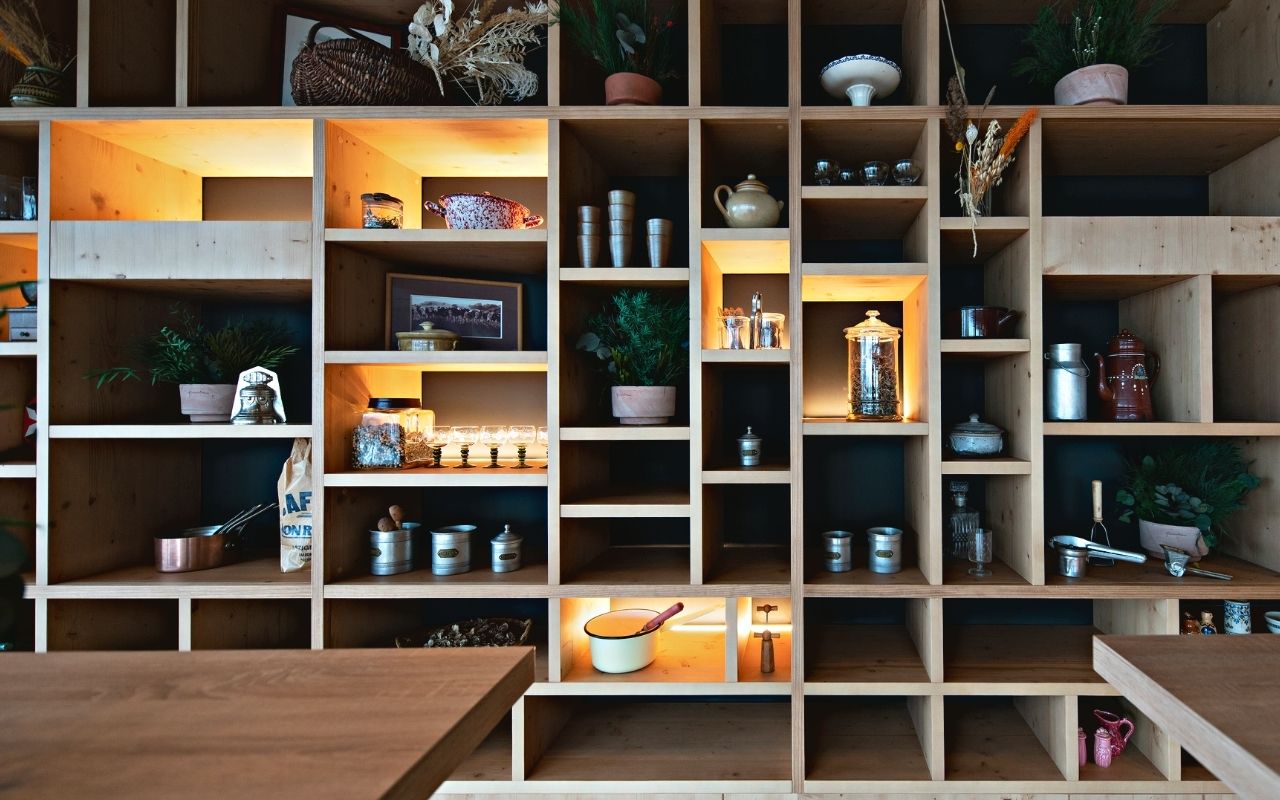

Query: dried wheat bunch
left=0, top=0, right=70, bottom=69
left=409, top=0, right=550, bottom=105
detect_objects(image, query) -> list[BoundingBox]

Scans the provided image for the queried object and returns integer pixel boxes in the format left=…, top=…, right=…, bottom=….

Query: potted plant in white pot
left=89, top=305, right=299, bottom=423
left=1013, top=0, right=1174, bottom=106
left=555, top=0, right=682, bottom=105
left=576, top=289, right=687, bottom=425
left=1116, top=442, right=1261, bottom=561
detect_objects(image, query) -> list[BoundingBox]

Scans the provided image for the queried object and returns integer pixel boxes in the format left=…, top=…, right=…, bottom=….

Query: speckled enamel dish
left=820, top=54, right=902, bottom=106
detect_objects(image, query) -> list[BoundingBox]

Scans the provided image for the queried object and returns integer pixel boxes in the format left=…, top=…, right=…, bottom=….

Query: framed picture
left=386, top=274, right=523, bottom=351
left=277, top=6, right=402, bottom=106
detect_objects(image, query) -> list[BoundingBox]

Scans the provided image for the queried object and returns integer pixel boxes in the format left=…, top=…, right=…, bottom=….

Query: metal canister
left=1045, top=343, right=1089, bottom=421
left=737, top=426, right=762, bottom=467
left=867, top=527, right=903, bottom=574
left=822, top=530, right=853, bottom=572
left=430, top=524, right=475, bottom=576
left=490, top=524, right=523, bottom=573
left=370, top=528, right=414, bottom=576
left=1057, top=544, right=1088, bottom=578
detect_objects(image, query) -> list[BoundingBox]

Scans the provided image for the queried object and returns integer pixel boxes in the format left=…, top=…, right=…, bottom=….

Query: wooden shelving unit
left=5, top=0, right=1277, bottom=795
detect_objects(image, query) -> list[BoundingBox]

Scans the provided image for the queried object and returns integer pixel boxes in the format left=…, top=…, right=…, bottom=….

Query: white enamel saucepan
left=585, top=602, right=684, bottom=674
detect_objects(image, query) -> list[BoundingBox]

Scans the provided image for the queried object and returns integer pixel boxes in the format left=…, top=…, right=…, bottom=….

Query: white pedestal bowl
left=820, top=54, right=901, bottom=106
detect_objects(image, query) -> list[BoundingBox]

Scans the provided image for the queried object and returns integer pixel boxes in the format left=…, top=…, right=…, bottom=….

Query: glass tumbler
left=968, top=528, right=993, bottom=577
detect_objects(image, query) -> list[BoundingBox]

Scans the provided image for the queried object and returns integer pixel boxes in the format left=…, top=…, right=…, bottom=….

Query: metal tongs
left=1048, top=534, right=1147, bottom=564
left=1161, top=544, right=1233, bottom=580
left=210, top=503, right=278, bottom=537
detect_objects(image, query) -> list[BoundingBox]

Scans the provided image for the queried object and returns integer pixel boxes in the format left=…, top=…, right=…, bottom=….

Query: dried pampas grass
left=408, top=0, right=550, bottom=105
left=0, top=0, right=71, bottom=70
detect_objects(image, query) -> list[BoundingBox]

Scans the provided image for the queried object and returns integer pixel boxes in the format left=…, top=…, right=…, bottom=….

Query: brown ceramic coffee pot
left=1094, top=330, right=1160, bottom=421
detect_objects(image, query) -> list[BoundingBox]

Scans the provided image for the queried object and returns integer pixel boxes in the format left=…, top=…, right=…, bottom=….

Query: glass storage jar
left=361, top=192, right=404, bottom=229
left=351, top=397, right=435, bottom=469
left=845, top=309, right=903, bottom=421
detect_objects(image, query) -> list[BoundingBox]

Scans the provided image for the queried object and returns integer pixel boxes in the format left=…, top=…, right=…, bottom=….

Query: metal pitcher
left=1045, top=343, right=1089, bottom=421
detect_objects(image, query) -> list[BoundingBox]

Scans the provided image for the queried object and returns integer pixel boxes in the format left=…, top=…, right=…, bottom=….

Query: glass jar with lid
left=361, top=192, right=404, bottom=229
left=844, top=309, right=903, bottom=421
left=351, top=397, right=435, bottom=469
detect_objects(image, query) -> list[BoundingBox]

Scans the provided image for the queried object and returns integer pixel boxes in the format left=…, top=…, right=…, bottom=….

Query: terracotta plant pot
left=604, top=72, right=662, bottom=106
left=1138, top=519, right=1209, bottom=562
left=1054, top=64, right=1129, bottom=105
left=179, top=383, right=236, bottom=423
left=610, top=385, right=676, bottom=425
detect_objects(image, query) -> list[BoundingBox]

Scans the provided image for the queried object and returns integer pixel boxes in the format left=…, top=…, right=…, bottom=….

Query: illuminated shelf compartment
left=323, top=351, right=548, bottom=371
left=559, top=268, right=690, bottom=285
left=324, top=228, right=548, bottom=273
left=49, top=424, right=312, bottom=439
left=35, top=558, right=309, bottom=600
left=323, top=467, right=548, bottom=488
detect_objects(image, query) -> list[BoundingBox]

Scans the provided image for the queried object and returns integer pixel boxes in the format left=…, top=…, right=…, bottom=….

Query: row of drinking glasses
left=427, top=425, right=549, bottom=469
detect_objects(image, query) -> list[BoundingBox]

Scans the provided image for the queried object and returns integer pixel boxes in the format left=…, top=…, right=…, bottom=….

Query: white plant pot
left=1054, top=64, right=1129, bottom=106
left=178, top=383, right=236, bottom=423
left=1138, top=519, right=1209, bottom=562
left=610, top=385, right=676, bottom=425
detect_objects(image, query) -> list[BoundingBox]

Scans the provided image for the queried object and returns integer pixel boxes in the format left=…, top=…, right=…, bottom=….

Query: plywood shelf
left=944, top=625, right=1103, bottom=684
left=940, top=457, right=1033, bottom=475
left=803, top=419, right=929, bottom=436
left=805, top=566, right=933, bottom=598
left=561, top=488, right=691, bottom=517
left=559, top=268, right=690, bottom=285
left=941, top=338, right=1032, bottom=358
left=807, top=624, right=928, bottom=683
left=324, top=228, right=548, bottom=273
left=940, top=217, right=1030, bottom=262
left=0, top=221, right=36, bottom=235
left=1042, top=553, right=1280, bottom=599
left=944, top=699, right=1065, bottom=782
left=704, top=545, right=791, bottom=589
left=49, top=424, right=313, bottom=439
left=698, top=227, right=789, bottom=242
left=1045, top=421, right=1280, bottom=436
left=0, top=342, right=37, bottom=358
left=701, top=465, right=793, bottom=484
left=36, top=558, right=310, bottom=599
left=324, top=563, right=551, bottom=599
left=700, top=348, right=790, bottom=364
left=324, top=468, right=548, bottom=488
left=802, top=186, right=929, bottom=239
left=322, top=351, right=548, bottom=371
left=561, top=546, right=694, bottom=594
left=0, top=462, right=36, bottom=479
left=806, top=698, right=933, bottom=782
left=560, top=426, right=690, bottom=441
left=942, top=556, right=1033, bottom=590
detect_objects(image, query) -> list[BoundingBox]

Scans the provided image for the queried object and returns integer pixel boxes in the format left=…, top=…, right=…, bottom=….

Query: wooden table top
left=1094, top=635, right=1280, bottom=800
left=0, top=647, right=534, bottom=800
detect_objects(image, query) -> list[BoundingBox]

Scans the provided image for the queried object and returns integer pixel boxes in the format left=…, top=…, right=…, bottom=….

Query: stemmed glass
left=968, top=528, right=993, bottom=577
left=426, top=426, right=451, bottom=468
left=508, top=425, right=536, bottom=469
left=480, top=425, right=508, bottom=468
left=451, top=425, right=479, bottom=468
left=536, top=426, right=549, bottom=469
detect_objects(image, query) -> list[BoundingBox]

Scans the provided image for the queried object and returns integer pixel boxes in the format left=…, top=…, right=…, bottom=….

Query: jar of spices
left=361, top=192, right=404, bottom=229
left=351, top=398, right=434, bottom=469
left=845, top=310, right=903, bottom=421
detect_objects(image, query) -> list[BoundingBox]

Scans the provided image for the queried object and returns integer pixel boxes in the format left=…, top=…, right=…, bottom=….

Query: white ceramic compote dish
left=820, top=54, right=901, bottom=106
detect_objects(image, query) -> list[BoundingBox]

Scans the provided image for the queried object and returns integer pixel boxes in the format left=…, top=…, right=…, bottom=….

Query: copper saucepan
left=153, top=503, right=277, bottom=573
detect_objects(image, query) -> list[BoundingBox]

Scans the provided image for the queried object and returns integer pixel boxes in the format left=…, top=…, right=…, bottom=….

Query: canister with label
left=737, top=426, right=762, bottom=467
left=822, top=530, right=853, bottom=572
left=430, top=524, right=475, bottom=576
left=490, top=524, right=523, bottom=573
left=867, top=526, right=903, bottom=574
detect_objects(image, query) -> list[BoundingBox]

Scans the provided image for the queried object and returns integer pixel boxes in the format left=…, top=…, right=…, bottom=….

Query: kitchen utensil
left=755, top=629, right=776, bottom=673
left=760, top=313, right=785, bottom=349
left=714, top=175, right=784, bottom=228
left=1088, top=479, right=1114, bottom=566
left=1093, top=710, right=1134, bottom=756
left=737, top=426, right=762, bottom=466
left=948, top=414, right=1005, bottom=457
left=607, top=189, right=635, bottom=207
left=1223, top=599, right=1251, bottom=634
left=609, top=234, right=632, bottom=267
left=1049, top=535, right=1147, bottom=565
left=578, top=205, right=603, bottom=223
left=867, top=527, right=903, bottom=573
left=1161, top=544, right=1232, bottom=580
left=945, top=306, right=1021, bottom=338
left=892, top=158, right=922, bottom=185
left=430, top=524, right=475, bottom=575
left=820, top=54, right=901, bottom=105
left=490, top=524, right=523, bottom=573
left=1045, top=343, right=1089, bottom=421
left=968, top=528, right=993, bottom=576
left=585, top=608, right=664, bottom=673
left=370, top=527, right=414, bottom=575
left=646, top=218, right=672, bottom=267
left=578, top=234, right=602, bottom=268
left=607, top=203, right=634, bottom=222
left=154, top=525, right=242, bottom=573
left=845, top=310, right=903, bottom=421
left=640, top=602, right=684, bottom=634
left=425, top=192, right=543, bottom=230
left=212, top=502, right=277, bottom=537
left=1056, top=544, right=1089, bottom=578
left=396, top=321, right=460, bottom=351
left=1094, top=329, right=1160, bottom=421
left=822, top=530, right=853, bottom=572
left=749, top=291, right=763, bottom=349
left=860, top=160, right=890, bottom=186
left=813, top=158, right=840, bottom=185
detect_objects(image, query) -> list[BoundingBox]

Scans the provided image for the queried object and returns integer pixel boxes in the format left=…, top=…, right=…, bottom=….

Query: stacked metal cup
left=607, top=189, right=634, bottom=267
left=577, top=205, right=602, bottom=268
left=646, top=218, right=672, bottom=268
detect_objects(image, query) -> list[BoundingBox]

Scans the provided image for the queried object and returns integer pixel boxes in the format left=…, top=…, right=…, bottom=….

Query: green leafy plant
left=89, top=304, right=299, bottom=388
left=1013, top=0, right=1176, bottom=88
left=554, top=0, right=682, bottom=80
left=1115, top=442, right=1262, bottom=549
left=576, top=289, right=688, bottom=386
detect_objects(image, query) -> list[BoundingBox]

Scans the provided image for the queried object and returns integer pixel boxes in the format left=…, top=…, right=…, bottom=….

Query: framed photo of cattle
left=386, top=274, right=523, bottom=351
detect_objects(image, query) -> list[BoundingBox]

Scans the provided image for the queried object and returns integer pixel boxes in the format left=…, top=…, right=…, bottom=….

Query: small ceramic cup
left=1264, top=610, right=1280, bottom=633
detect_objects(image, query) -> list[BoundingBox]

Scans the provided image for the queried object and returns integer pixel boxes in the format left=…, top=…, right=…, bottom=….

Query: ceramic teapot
left=714, top=175, right=784, bottom=228
left=1094, top=329, right=1159, bottom=421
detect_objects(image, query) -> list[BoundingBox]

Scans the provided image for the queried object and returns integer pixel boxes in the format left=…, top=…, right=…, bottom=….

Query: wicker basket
left=289, top=22, right=442, bottom=106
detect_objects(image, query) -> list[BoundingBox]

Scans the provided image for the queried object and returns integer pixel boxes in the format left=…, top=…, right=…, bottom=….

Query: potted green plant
left=576, top=289, right=688, bottom=425
left=89, top=305, right=299, bottom=423
left=1116, top=442, right=1261, bottom=561
left=555, top=0, right=682, bottom=105
left=1013, top=0, right=1175, bottom=106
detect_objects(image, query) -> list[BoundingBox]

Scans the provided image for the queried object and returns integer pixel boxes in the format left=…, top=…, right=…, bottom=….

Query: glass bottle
left=844, top=310, right=903, bottom=421
left=948, top=480, right=980, bottom=559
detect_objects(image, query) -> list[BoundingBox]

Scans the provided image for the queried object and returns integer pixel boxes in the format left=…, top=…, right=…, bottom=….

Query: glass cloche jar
left=844, top=310, right=903, bottom=421
left=351, top=397, right=435, bottom=469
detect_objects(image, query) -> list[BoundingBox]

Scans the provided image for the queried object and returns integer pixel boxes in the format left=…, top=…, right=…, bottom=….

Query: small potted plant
left=576, top=289, right=688, bottom=425
left=1116, top=442, right=1261, bottom=561
left=1013, top=0, right=1174, bottom=106
left=90, top=305, right=299, bottom=423
left=555, top=0, right=682, bottom=105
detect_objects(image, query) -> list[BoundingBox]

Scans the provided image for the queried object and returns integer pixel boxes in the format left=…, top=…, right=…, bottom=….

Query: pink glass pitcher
left=1093, top=709, right=1134, bottom=756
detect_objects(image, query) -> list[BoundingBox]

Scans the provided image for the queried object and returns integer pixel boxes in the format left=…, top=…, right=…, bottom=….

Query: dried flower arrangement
left=555, top=0, right=682, bottom=80
left=0, top=0, right=72, bottom=71
left=941, top=0, right=1037, bottom=257
left=407, top=0, right=551, bottom=105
